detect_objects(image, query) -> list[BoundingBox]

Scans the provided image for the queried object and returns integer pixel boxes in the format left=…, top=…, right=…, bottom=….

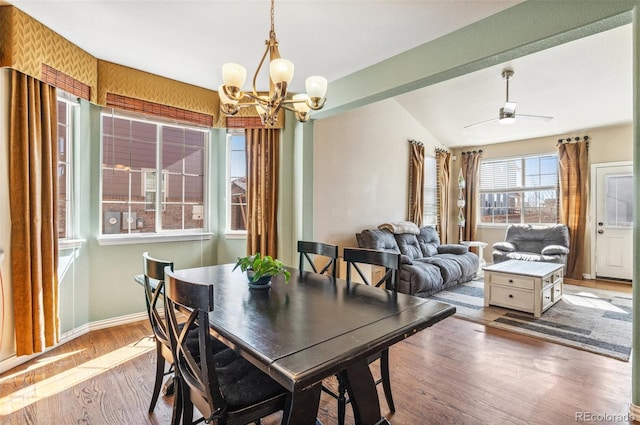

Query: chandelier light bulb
left=292, top=94, right=311, bottom=113
left=222, top=63, right=247, bottom=88
left=270, top=58, right=294, bottom=85
left=305, top=76, right=328, bottom=99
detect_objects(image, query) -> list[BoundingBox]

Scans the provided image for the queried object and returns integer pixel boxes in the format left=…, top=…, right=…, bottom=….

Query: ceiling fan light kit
left=464, top=68, right=553, bottom=128
left=218, top=0, right=327, bottom=126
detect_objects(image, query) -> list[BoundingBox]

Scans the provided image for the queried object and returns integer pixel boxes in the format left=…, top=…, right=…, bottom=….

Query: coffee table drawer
left=489, top=285, right=534, bottom=311
left=487, top=273, right=535, bottom=290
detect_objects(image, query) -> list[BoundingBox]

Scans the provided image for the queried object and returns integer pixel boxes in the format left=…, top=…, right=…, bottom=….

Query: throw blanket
left=378, top=221, right=420, bottom=235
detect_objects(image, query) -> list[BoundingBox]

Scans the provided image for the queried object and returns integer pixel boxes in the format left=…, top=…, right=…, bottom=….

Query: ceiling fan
left=464, top=69, right=553, bottom=128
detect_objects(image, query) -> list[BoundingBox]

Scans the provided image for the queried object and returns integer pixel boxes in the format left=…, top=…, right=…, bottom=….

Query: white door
left=594, top=163, right=633, bottom=281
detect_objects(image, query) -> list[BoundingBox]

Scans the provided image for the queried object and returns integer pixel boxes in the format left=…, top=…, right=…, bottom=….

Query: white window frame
left=226, top=130, right=247, bottom=237
left=479, top=153, right=559, bottom=226
left=57, top=94, right=79, bottom=245
left=98, top=110, right=211, bottom=245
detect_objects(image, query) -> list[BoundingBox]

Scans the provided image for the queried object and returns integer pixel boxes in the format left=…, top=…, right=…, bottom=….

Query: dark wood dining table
left=170, top=263, right=456, bottom=425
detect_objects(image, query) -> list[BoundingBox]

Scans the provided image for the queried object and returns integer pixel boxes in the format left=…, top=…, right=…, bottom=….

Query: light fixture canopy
left=218, top=0, right=327, bottom=126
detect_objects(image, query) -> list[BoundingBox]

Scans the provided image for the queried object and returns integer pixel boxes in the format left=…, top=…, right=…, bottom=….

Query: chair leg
left=182, top=385, right=194, bottom=425
left=149, top=341, right=166, bottom=413
left=171, top=374, right=182, bottom=425
left=380, top=349, right=395, bottom=413
left=337, top=373, right=347, bottom=425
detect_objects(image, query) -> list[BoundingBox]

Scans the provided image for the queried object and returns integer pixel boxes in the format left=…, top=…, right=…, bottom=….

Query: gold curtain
left=461, top=151, right=482, bottom=242
left=245, top=128, right=280, bottom=257
left=558, top=140, right=588, bottom=279
left=408, top=140, right=424, bottom=226
left=8, top=69, right=59, bottom=356
left=435, top=148, right=451, bottom=243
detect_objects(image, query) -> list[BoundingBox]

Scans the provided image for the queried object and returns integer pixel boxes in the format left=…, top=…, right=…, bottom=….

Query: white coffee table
left=483, top=260, right=564, bottom=317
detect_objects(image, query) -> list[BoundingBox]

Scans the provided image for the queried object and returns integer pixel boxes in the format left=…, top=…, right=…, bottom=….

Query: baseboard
left=0, top=312, right=148, bottom=375
left=628, top=402, right=640, bottom=422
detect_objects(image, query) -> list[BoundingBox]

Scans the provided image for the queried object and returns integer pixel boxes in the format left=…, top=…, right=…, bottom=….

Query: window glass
left=227, top=131, right=247, bottom=232
left=479, top=154, right=558, bottom=225
left=57, top=96, right=77, bottom=240
left=101, top=111, right=208, bottom=235
left=423, top=155, right=437, bottom=226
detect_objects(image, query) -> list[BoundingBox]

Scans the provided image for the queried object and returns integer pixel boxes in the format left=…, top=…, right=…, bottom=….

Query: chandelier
left=218, top=0, right=327, bottom=126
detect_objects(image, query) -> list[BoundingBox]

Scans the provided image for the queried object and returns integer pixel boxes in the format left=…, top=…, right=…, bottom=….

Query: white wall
left=467, top=123, right=633, bottom=272
left=312, top=97, right=443, bottom=251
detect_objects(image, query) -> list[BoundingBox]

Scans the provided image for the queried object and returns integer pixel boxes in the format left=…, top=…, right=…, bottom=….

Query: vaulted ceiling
left=3, top=0, right=632, bottom=148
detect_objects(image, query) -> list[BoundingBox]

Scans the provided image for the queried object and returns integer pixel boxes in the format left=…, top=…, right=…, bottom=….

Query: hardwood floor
left=0, top=317, right=632, bottom=425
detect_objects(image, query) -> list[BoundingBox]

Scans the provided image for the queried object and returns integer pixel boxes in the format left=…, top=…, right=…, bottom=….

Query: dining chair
left=297, top=240, right=339, bottom=278
left=142, top=252, right=229, bottom=419
left=164, top=268, right=288, bottom=425
left=336, top=247, right=401, bottom=425
left=141, top=252, right=176, bottom=414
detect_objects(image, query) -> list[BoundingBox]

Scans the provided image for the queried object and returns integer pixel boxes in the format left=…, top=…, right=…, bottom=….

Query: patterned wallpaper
left=2, top=6, right=98, bottom=102
left=0, top=5, right=270, bottom=128
left=97, top=61, right=218, bottom=121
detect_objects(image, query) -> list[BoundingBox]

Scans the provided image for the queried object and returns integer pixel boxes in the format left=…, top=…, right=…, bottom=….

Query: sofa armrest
left=437, top=244, right=469, bottom=255
left=493, top=241, right=517, bottom=252
left=400, top=254, right=413, bottom=265
left=541, top=245, right=570, bottom=255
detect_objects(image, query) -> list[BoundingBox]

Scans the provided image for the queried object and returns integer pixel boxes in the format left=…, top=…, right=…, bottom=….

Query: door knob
left=598, top=229, right=604, bottom=234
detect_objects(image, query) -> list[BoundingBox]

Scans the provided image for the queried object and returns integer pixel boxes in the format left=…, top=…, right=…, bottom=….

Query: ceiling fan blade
left=503, top=101, right=517, bottom=114
left=516, top=114, right=554, bottom=122
left=463, top=117, right=499, bottom=129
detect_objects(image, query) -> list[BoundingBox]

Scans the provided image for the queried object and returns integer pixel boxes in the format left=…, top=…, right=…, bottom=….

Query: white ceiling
left=3, top=0, right=633, bottom=148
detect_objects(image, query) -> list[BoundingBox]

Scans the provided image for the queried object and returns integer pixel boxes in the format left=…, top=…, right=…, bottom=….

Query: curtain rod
left=461, top=149, right=483, bottom=155
left=557, top=135, right=589, bottom=145
left=435, top=147, right=450, bottom=153
left=408, top=139, right=423, bottom=146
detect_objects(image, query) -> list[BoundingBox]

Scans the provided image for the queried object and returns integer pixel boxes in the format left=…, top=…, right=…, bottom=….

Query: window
left=227, top=130, right=247, bottom=232
left=101, top=111, right=208, bottom=236
left=57, top=95, right=78, bottom=240
left=479, top=154, right=558, bottom=225
left=423, top=155, right=437, bottom=225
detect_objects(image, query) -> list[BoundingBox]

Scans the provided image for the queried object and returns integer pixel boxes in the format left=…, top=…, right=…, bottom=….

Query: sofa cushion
left=505, top=224, right=570, bottom=253
left=541, top=245, right=570, bottom=255
left=436, top=252, right=479, bottom=279
left=398, top=262, right=443, bottom=295
left=419, top=256, right=463, bottom=283
left=493, top=241, right=516, bottom=252
left=394, top=233, right=423, bottom=260
left=500, top=251, right=562, bottom=263
left=437, top=244, right=469, bottom=255
left=357, top=229, right=399, bottom=253
left=416, top=226, right=440, bottom=257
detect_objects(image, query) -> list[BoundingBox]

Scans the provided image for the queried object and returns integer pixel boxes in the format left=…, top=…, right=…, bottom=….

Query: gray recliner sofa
left=492, top=224, right=570, bottom=269
left=356, top=225, right=479, bottom=297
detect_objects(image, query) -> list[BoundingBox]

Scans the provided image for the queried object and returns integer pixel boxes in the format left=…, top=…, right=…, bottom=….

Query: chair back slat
left=343, top=247, right=400, bottom=291
left=165, top=269, right=226, bottom=420
left=298, top=241, right=338, bottom=278
left=142, top=252, right=174, bottom=347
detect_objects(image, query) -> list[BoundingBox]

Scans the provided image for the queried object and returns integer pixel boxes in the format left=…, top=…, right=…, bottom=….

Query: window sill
left=59, top=239, right=86, bottom=250
left=224, top=232, right=247, bottom=240
left=97, top=232, right=214, bottom=246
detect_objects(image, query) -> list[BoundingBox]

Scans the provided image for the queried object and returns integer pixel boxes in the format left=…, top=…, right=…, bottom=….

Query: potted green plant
left=233, top=253, right=291, bottom=287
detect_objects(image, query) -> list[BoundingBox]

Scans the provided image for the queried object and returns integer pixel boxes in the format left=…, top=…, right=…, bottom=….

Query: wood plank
left=0, top=317, right=631, bottom=424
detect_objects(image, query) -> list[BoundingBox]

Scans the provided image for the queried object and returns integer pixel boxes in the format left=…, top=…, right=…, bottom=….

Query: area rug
left=429, top=279, right=632, bottom=361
